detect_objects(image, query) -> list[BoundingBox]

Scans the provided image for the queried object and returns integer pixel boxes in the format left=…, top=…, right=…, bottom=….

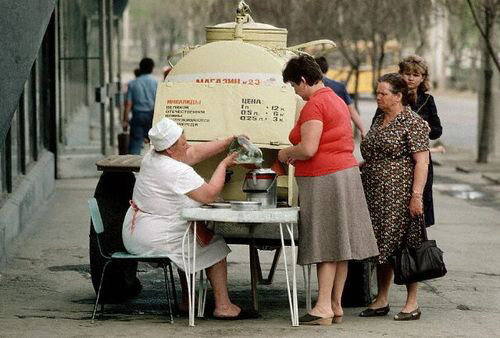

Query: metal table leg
left=249, top=239, right=259, bottom=312
left=307, top=265, right=312, bottom=311
left=182, top=221, right=197, bottom=326
left=197, top=270, right=208, bottom=318
left=287, top=223, right=299, bottom=326
left=279, top=222, right=299, bottom=326
left=262, top=247, right=282, bottom=285
left=303, top=264, right=312, bottom=311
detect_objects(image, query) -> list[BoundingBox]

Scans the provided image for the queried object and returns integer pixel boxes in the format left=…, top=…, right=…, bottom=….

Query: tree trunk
left=140, top=30, right=149, bottom=57
left=375, top=41, right=386, bottom=94
left=353, top=65, right=361, bottom=140
left=156, top=36, right=167, bottom=64
left=477, top=9, right=494, bottom=163
left=477, top=63, right=493, bottom=163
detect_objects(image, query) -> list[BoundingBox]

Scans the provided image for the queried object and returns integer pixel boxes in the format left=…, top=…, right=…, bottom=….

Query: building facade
left=0, top=0, right=127, bottom=269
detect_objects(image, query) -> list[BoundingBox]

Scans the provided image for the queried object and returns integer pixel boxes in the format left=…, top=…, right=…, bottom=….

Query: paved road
left=357, top=91, right=478, bottom=152
left=1, top=156, right=500, bottom=336
left=2, top=91, right=498, bottom=336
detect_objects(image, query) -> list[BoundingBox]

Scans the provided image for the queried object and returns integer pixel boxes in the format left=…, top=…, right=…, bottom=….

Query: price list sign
left=153, top=82, right=297, bottom=145
left=240, top=98, right=287, bottom=123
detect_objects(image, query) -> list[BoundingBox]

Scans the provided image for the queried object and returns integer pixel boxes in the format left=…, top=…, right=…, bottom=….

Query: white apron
left=122, top=150, right=230, bottom=272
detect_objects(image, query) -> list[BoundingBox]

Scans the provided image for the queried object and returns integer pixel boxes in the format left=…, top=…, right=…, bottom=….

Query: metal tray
left=230, top=201, right=262, bottom=211
left=201, top=202, right=231, bottom=209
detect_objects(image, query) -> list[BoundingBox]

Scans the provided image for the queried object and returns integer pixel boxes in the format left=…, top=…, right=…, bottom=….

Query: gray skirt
left=296, top=166, right=379, bottom=265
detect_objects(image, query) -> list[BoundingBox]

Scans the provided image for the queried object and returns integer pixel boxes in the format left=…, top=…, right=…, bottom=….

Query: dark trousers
left=128, top=111, right=153, bottom=155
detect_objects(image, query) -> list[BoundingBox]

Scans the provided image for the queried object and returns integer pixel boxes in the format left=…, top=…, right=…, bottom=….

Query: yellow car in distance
left=327, top=65, right=398, bottom=96
left=325, top=39, right=401, bottom=96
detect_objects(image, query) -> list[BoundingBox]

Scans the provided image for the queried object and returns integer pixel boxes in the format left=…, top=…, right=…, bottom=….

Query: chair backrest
left=88, top=198, right=105, bottom=234
left=88, top=198, right=110, bottom=259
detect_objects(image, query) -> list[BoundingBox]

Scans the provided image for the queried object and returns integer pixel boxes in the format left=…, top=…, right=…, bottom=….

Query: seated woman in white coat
left=122, top=117, right=248, bottom=319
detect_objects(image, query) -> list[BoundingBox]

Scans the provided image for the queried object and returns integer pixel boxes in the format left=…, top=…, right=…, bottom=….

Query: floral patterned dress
left=360, top=107, right=430, bottom=264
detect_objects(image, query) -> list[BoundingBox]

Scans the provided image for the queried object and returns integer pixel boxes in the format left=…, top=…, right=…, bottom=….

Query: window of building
left=10, top=109, right=20, bottom=179
left=21, top=63, right=40, bottom=166
left=0, top=137, right=5, bottom=195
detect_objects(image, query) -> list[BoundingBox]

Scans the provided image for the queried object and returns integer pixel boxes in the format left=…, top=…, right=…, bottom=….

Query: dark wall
left=0, top=0, right=56, bottom=149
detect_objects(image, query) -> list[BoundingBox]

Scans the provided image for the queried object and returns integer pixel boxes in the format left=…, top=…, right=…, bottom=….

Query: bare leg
left=309, top=261, right=335, bottom=318
left=401, top=282, right=419, bottom=313
left=369, top=263, right=392, bottom=308
left=205, top=258, right=241, bottom=317
left=331, top=260, right=348, bottom=317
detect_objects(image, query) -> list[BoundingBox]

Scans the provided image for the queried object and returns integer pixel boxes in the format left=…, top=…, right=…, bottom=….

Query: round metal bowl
left=230, top=201, right=262, bottom=211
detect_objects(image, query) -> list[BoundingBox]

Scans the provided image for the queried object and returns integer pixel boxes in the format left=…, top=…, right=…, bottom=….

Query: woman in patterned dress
left=359, top=73, right=430, bottom=321
left=372, top=55, right=443, bottom=226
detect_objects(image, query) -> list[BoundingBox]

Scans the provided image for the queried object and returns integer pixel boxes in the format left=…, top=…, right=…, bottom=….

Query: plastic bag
left=229, top=136, right=263, bottom=167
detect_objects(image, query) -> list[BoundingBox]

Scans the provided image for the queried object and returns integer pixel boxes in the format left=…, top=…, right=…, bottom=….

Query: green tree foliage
left=128, top=0, right=215, bottom=62
left=128, top=0, right=432, bottom=94
left=443, top=0, right=481, bottom=90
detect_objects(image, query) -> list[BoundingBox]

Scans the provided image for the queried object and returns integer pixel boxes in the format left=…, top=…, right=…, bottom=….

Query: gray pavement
left=1, top=151, right=500, bottom=337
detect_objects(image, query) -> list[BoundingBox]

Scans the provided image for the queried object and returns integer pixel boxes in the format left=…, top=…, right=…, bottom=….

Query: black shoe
left=359, top=305, right=390, bottom=317
left=299, top=313, right=333, bottom=326
left=394, top=308, right=421, bottom=321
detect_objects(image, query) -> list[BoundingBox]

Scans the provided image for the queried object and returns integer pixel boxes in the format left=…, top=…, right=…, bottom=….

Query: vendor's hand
left=122, top=120, right=129, bottom=132
left=278, top=148, right=295, bottom=164
left=221, top=152, right=239, bottom=168
left=409, top=194, right=423, bottom=218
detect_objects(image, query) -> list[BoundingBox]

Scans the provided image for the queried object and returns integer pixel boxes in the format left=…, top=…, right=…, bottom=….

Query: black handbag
left=118, top=132, right=129, bottom=155
left=390, top=216, right=447, bottom=285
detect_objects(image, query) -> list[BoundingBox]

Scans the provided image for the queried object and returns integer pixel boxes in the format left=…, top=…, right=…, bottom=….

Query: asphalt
left=0, top=148, right=499, bottom=337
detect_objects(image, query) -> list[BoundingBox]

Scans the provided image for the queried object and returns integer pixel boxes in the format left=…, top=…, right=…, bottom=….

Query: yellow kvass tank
left=152, top=1, right=335, bottom=205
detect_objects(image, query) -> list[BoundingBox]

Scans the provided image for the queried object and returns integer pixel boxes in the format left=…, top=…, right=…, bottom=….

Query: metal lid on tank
left=205, top=1, right=287, bottom=49
left=208, top=21, right=286, bottom=31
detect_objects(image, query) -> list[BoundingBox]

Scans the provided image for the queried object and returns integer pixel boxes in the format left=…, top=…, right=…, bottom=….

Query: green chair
left=87, top=198, right=176, bottom=323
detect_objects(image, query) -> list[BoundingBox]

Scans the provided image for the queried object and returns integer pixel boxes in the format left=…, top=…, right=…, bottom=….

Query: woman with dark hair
left=278, top=55, right=379, bottom=325
left=372, top=55, right=442, bottom=226
left=360, top=73, right=430, bottom=321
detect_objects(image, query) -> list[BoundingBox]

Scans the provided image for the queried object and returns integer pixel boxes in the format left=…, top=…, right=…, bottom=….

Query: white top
left=132, top=150, right=204, bottom=218
left=122, top=150, right=230, bottom=271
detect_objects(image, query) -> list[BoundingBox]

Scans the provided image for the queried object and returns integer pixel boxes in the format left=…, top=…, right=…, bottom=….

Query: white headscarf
left=148, top=118, right=183, bottom=151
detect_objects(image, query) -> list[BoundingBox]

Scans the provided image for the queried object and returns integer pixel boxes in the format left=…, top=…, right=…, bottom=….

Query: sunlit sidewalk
left=0, top=169, right=499, bottom=336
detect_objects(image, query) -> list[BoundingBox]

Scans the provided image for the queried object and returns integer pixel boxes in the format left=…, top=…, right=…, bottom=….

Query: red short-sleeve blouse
left=289, top=87, right=358, bottom=177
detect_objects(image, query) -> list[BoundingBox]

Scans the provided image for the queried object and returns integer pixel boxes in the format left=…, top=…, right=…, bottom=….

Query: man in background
left=122, top=57, right=158, bottom=154
left=315, top=56, right=367, bottom=138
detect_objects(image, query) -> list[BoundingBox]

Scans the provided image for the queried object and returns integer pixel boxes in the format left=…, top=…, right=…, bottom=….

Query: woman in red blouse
left=278, top=55, right=378, bottom=325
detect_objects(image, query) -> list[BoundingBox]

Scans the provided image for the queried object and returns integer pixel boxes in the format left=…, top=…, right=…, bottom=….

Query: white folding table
left=181, top=206, right=300, bottom=327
